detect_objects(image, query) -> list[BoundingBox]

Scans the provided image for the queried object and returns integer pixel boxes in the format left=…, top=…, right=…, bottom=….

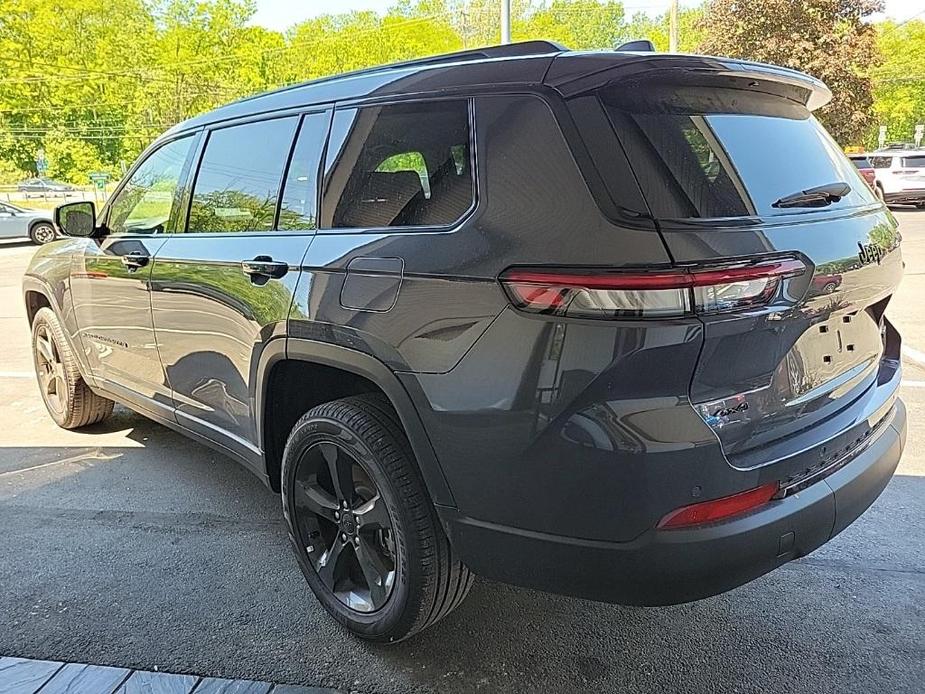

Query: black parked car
left=25, top=41, right=905, bottom=642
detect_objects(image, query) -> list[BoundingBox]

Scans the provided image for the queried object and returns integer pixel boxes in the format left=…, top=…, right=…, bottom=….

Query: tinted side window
left=322, top=100, right=473, bottom=229
left=187, top=117, right=297, bottom=233
left=869, top=156, right=893, bottom=169
left=278, top=112, right=329, bottom=231
left=901, top=156, right=925, bottom=167
left=107, top=136, right=193, bottom=234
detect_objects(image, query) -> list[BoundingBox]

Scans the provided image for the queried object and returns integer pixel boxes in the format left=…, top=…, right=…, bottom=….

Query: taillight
left=657, top=482, right=779, bottom=530
left=500, top=258, right=805, bottom=319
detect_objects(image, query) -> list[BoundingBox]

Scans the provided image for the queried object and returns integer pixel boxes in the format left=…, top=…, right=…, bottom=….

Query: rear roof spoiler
left=545, top=53, right=832, bottom=111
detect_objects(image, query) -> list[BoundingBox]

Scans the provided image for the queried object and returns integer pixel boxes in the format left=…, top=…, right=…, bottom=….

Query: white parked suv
left=869, top=150, right=925, bottom=206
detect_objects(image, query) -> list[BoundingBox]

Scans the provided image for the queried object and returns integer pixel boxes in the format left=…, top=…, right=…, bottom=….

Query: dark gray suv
left=24, top=41, right=906, bottom=642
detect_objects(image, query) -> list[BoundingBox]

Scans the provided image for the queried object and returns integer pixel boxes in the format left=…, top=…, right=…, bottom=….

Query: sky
left=251, top=0, right=925, bottom=32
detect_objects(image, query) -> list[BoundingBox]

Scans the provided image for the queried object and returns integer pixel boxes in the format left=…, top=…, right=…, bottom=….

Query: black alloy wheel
left=281, top=394, right=473, bottom=641
left=34, top=321, right=67, bottom=416
left=291, top=440, right=396, bottom=613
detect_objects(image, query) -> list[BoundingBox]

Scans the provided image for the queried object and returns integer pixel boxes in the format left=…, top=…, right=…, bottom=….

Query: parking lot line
left=902, top=344, right=925, bottom=367
left=0, top=371, right=32, bottom=378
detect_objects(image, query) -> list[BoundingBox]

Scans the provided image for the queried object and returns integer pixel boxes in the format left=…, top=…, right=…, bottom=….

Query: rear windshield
left=901, top=156, right=925, bottom=167
left=597, top=85, right=877, bottom=219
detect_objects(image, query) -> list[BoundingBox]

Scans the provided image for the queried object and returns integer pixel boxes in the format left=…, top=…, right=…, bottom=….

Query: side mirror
left=55, top=201, right=98, bottom=238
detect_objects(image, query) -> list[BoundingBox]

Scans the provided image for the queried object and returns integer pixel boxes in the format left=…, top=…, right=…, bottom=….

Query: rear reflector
left=500, top=258, right=805, bottom=319
left=657, top=482, right=780, bottom=530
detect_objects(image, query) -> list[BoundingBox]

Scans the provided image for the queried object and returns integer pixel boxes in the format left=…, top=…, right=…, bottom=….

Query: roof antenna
left=615, top=40, right=656, bottom=52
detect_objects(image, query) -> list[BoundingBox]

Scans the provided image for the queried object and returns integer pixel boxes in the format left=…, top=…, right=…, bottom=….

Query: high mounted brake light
left=500, top=258, right=805, bottom=319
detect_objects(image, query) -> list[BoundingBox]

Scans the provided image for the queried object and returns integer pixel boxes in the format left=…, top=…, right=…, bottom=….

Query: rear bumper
left=440, top=398, right=906, bottom=605
left=883, top=190, right=925, bottom=203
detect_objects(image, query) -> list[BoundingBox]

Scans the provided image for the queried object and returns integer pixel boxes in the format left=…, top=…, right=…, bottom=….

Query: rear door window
left=187, top=117, right=297, bottom=233
left=321, top=100, right=474, bottom=229
left=278, top=112, right=330, bottom=231
left=596, top=86, right=877, bottom=219
left=869, top=156, right=894, bottom=169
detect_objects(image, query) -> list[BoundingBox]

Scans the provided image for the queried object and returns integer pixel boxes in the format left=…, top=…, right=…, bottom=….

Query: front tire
left=31, top=307, right=114, bottom=429
left=281, top=394, right=472, bottom=642
left=29, top=222, right=56, bottom=245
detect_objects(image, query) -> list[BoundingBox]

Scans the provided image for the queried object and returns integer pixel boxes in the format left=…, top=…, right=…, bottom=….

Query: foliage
left=0, top=0, right=915, bottom=183
left=871, top=19, right=925, bottom=146
left=697, top=0, right=884, bottom=147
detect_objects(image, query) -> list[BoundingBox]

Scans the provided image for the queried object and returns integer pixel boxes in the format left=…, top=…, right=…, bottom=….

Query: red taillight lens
left=500, top=258, right=805, bottom=319
left=657, top=482, right=779, bottom=530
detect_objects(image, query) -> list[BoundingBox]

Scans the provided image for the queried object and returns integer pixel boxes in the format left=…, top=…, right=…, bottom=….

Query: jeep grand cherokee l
left=24, top=41, right=905, bottom=642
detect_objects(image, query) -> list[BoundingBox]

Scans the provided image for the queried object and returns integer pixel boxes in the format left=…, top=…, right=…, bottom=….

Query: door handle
left=241, top=256, right=288, bottom=280
left=121, top=251, right=149, bottom=270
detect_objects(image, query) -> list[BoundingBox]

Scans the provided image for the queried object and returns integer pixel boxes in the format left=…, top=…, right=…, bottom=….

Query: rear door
left=571, top=72, right=902, bottom=470
left=150, top=110, right=330, bottom=462
left=897, top=154, right=925, bottom=192
left=0, top=203, right=23, bottom=238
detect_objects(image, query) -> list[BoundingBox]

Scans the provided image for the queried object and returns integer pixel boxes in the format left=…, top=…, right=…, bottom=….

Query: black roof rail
left=398, top=40, right=569, bottom=69
left=230, top=40, right=568, bottom=108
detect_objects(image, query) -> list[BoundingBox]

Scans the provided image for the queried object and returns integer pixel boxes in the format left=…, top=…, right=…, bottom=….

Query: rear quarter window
left=901, top=156, right=925, bottom=167
left=869, top=156, right=894, bottom=169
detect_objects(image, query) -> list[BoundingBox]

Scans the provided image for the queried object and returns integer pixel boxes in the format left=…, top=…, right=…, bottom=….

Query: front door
left=150, top=112, right=329, bottom=459
left=70, top=134, right=196, bottom=415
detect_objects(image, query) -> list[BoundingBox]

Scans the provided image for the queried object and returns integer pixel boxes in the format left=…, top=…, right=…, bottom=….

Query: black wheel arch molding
left=256, top=336, right=457, bottom=508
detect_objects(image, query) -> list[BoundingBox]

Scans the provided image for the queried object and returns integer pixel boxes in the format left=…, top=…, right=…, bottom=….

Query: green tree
left=871, top=19, right=925, bottom=146
left=624, top=6, right=705, bottom=52
left=697, top=0, right=883, bottom=146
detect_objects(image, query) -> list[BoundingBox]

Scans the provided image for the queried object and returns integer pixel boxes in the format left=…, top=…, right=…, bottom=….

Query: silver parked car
left=0, top=201, right=56, bottom=244
left=17, top=177, right=76, bottom=197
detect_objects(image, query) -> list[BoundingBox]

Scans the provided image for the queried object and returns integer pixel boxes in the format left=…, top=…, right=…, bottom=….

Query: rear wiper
left=772, top=182, right=851, bottom=209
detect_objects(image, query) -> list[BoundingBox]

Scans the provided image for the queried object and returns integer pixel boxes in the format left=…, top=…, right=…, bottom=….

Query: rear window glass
left=597, top=86, right=877, bottom=219
left=869, top=156, right=893, bottom=169
left=901, top=156, right=925, bottom=167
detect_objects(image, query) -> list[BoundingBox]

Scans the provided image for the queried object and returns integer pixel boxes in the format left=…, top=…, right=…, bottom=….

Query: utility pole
left=669, top=0, right=679, bottom=53
left=501, top=0, right=511, bottom=44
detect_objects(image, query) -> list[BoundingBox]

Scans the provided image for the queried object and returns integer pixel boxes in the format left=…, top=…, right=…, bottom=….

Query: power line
left=895, top=9, right=925, bottom=27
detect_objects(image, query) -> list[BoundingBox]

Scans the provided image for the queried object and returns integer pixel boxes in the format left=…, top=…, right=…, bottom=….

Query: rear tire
left=281, top=393, right=472, bottom=642
left=875, top=184, right=885, bottom=201
left=29, top=222, right=56, bottom=245
left=31, top=307, right=114, bottom=429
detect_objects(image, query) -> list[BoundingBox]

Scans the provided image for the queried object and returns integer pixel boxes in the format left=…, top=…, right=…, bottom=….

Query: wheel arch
left=256, top=337, right=456, bottom=507
left=24, top=286, right=52, bottom=325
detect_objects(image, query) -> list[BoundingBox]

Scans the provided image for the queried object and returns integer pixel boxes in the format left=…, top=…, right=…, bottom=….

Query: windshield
left=597, top=85, right=877, bottom=219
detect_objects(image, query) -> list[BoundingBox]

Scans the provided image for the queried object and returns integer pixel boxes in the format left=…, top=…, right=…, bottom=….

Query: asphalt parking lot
left=1, top=213, right=924, bottom=694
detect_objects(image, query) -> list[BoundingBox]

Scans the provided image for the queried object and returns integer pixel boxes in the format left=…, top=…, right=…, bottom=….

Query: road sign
left=89, top=171, right=109, bottom=190
left=878, top=125, right=888, bottom=149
